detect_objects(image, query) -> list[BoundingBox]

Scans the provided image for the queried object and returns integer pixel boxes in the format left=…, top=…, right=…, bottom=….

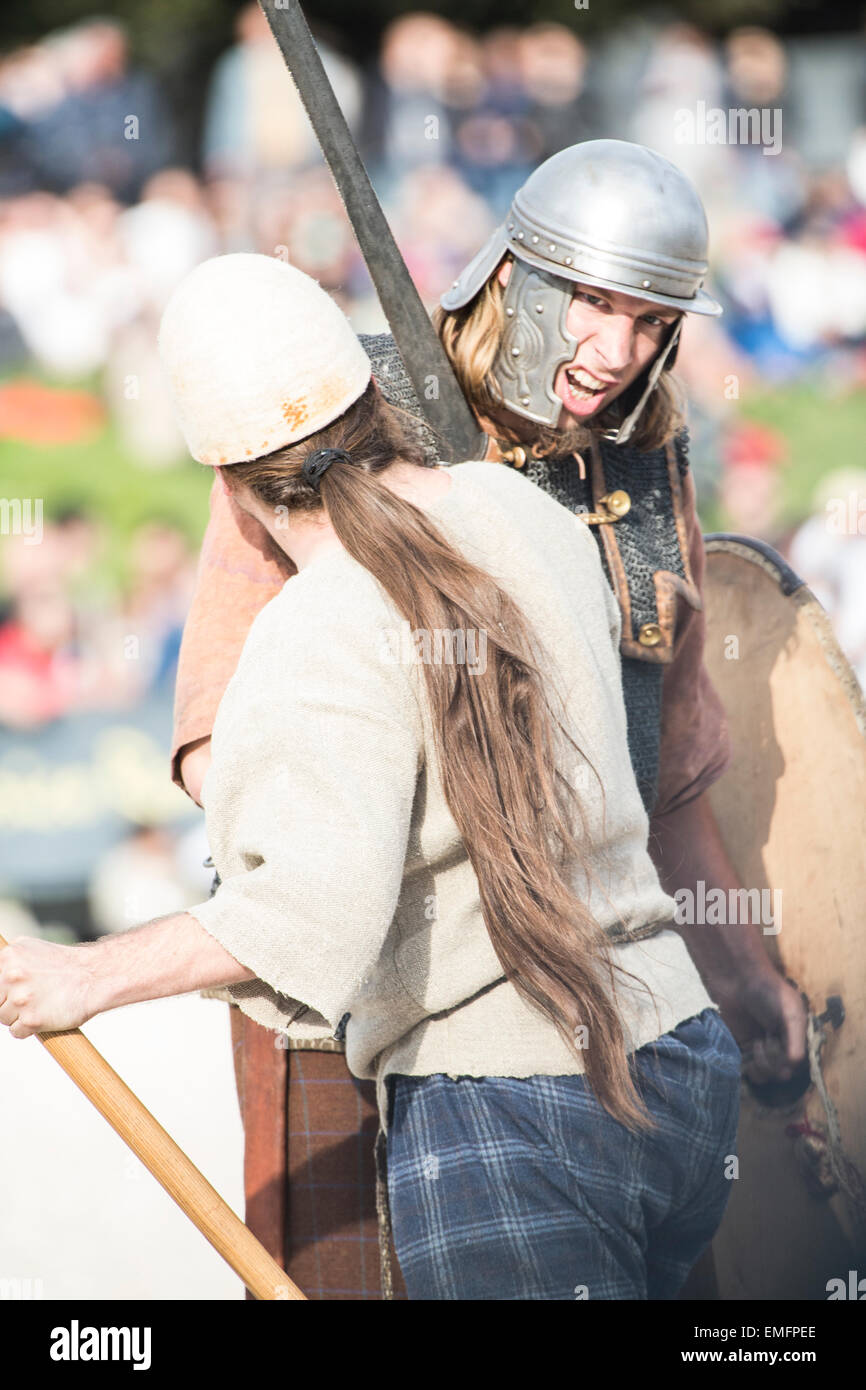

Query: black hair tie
left=302, top=447, right=353, bottom=489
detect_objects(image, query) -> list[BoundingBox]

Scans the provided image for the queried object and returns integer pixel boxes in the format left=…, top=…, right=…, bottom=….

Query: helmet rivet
left=511, top=347, right=520, bottom=356
left=521, top=396, right=531, bottom=406
left=564, top=257, right=573, bottom=266
left=642, top=279, right=651, bottom=288
left=506, top=307, right=514, bottom=316
left=531, top=235, right=539, bottom=243
left=535, top=304, right=544, bottom=313
left=516, top=231, right=524, bottom=240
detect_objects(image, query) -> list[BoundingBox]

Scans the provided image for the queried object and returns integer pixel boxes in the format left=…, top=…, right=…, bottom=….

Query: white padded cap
left=158, top=253, right=371, bottom=465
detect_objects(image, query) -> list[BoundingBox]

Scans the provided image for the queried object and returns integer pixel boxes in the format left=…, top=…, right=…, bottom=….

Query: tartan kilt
left=229, top=1006, right=407, bottom=1300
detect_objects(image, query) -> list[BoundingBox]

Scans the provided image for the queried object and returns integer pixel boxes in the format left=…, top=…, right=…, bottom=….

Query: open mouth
left=564, top=366, right=615, bottom=403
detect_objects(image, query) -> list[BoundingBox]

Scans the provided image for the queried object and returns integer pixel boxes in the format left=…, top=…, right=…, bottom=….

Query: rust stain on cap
left=281, top=399, right=310, bottom=432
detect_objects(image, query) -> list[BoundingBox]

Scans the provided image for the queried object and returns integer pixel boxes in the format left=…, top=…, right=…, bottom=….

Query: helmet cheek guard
left=602, top=316, right=682, bottom=446
left=496, top=261, right=580, bottom=427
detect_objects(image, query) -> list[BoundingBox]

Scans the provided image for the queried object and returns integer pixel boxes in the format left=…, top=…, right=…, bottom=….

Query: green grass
left=739, top=384, right=866, bottom=524
left=0, top=421, right=211, bottom=593
left=1, top=378, right=861, bottom=591
left=696, top=383, right=866, bottom=534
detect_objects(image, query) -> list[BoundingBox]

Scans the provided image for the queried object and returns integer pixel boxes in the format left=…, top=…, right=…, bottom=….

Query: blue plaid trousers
left=384, top=1007, right=741, bottom=1300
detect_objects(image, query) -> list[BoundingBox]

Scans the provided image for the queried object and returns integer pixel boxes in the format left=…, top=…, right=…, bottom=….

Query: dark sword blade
left=258, top=0, right=485, bottom=463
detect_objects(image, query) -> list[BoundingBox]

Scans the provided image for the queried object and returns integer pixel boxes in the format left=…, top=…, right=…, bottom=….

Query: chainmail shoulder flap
left=521, top=428, right=699, bottom=814
left=358, top=332, right=442, bottom=465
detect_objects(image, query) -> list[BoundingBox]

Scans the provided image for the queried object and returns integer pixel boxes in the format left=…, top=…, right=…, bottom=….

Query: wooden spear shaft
left=0, top=934, right=305, bottom=1301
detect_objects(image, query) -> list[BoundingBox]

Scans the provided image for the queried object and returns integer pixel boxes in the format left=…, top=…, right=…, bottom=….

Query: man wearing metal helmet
left=170, top=139, right=806, bottom=1299
left=435, top=139, right=806, bottom=1087
left=437, top=136, right=709, bottom=448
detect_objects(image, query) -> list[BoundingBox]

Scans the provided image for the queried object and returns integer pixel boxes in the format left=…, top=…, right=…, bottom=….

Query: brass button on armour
left=599, top=489, right=631, bottom=518
left=500, top=445, right=527, bottom=468
left=638, top=622, right=662, bottom=647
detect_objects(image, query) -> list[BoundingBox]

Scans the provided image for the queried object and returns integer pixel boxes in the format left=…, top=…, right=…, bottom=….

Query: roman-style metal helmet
left=440, top=139, right=723, bottom=443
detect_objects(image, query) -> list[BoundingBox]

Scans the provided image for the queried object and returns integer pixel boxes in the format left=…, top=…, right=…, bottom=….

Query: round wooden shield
left=701, top=534, right=866, bottom=1299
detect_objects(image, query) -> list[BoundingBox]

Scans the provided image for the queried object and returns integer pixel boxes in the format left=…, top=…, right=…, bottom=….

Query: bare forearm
left=649, top=788, right=808, bottom=1079
left=85, top=911, right=257, bottom=1016
left=649, top=789, right=775, bottom=987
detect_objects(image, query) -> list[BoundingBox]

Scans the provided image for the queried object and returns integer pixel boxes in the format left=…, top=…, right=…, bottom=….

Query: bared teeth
left=566, top=368, right=605, bottom=392
left=565, top=369, right=605, bottom=402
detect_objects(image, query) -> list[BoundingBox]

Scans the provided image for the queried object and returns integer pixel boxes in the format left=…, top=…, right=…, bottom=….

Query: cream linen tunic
left=186, top=461, right=715, bottom=1130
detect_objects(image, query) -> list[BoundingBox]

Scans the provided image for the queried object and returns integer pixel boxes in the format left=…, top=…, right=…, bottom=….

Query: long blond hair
left=432, top=257, right=686, bottom=455
left=223, top=380, right=658, bottom=1133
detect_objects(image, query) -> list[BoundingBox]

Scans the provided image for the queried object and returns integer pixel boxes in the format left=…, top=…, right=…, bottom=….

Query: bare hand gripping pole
left=258, top=0, right=485, bottom=463
left=0, top=934, right=305, bottom=1301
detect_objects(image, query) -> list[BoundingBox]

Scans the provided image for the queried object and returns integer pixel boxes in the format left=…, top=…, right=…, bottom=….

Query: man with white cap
left=167, top=140, right=806, bottom=1298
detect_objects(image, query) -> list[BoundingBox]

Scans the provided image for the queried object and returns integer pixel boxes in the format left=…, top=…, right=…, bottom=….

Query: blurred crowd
left=1, top=7, right=865, bottom=936
left=0, top=505, right=195, bottom=728
left=0, top=15, right=865, bottom=463
left=0, top=493, right=202, bottom=942
left=3, top=13, right=866, bottom=427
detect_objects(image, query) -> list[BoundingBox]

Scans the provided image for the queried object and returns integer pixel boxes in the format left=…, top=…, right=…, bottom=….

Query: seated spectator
left=23, top=19, right=175, bottom=203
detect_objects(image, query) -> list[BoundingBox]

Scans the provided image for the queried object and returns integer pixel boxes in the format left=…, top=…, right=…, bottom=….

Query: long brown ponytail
left=222, top=382, right=658, bottom=1132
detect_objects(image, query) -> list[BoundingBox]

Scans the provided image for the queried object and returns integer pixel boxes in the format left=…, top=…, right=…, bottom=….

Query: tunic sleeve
left=652, top=468, right=732, bottom=820
left=184, top=584, right=422, bottom=1036
left=170, top=474, right=296, bottom=793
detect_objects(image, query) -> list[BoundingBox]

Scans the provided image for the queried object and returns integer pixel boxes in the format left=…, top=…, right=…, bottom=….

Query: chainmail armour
left=521, top=436, right=692, bottom=812
left=361, top=332, right=694, bottom=814
left=358, top=333, right=442, bottom=465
